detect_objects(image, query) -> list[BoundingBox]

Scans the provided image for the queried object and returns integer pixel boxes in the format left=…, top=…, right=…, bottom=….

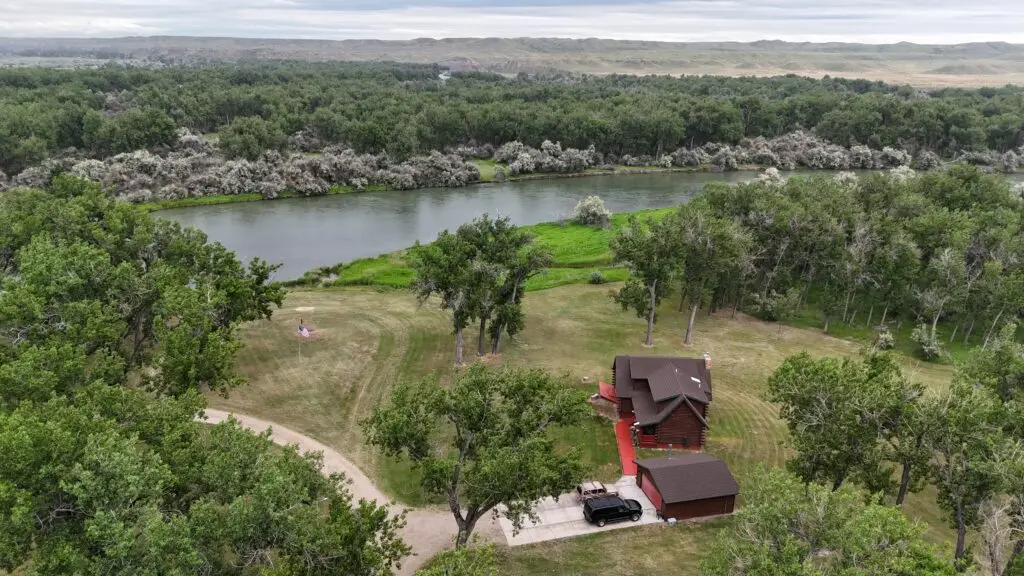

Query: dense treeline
left=605, top=166, right=1024, bottom=572
left=760, top=312, right=1024, bottom=571
left=0, top=178, right=411, bottom=574
left=5, top=61, right=1024, bottom=178
left=611, top=166, right=1024, bottom=361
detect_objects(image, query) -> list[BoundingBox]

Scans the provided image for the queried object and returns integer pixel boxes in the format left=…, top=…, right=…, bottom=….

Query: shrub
left=849, top=145, right=875, bottom=169
left=833, top=171, right=859, bottom=185
left=750, top=288, right=800, bottom=323
left=220, top=116, right=289, bottom=161
left=743, top=143, right=781, bottom=167
left=802, top=145, right=850, bottom=170
left=877, top=146, right=912, bottom=168
left=1003, top=150, right=1020, bottom=173
left=757, top=167, right=784, bottom=185
left=507, top=153, right=535, bottom=176
left=915, top=150, right=942, bottom=171
left=560, top=148, right=590, bottom=172
left=889, top=165, right=917, bottom=183
left=873, top=328, right=896, bottom=350
left=493, top=166, right=507, bottom=182
left=956, top=149, right=999, bottom=166
left=671, top=147, right=708, bottom=167
left=540, top=139, right=562, bottom=157
left=911, top=324, right=943, bottom=360
left=493, top=141, right=526, bottom=164
left=573, top=195, right=612, bottom=227
left=711, top=147, right=738, bottom=171
left=588, top=271, right=607, bottom=285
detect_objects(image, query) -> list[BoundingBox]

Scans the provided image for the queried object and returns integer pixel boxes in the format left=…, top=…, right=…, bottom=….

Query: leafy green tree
left=0, top=177, right=284, bottom=396
left=916, top=247, right=968, bottom=342
left=412, top=230, right=478, bottom=365
left=0, top=175, right=407, bottom=574
left=454, top=215, right=550, bottom=356
left=961, top=322, right=1024, bottom=402
left=417, top=543, right=497, bottom=576
left=0, top=386, right=409, bottom=575
left=866, top=224, right=921, bottom=327
left=610, top=215, right=679, bottom=346
left=700, top=468, right=957, bottom=576
left=96, top=107, right=177, bottom=155
left=363, top=364, right=589, bottom=547
left=671, top=202, right=750, bottom=345
left=219, top=115, right=288, bottom=160
left=926, top=380, right=1008, bottom=562
left=487, top=244, right=552, bottom=354
left=884, top=392, right=935, bottom=506
left=767, top=352, right=908, bottom=492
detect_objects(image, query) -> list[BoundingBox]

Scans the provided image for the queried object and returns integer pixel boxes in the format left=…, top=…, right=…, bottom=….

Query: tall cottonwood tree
left=671, top=202, right=750, bottom=345
left=488, top=245, right=553, bottom=354
left=412, top=215, right=551, bottom=363
left=611, top=215, right=679, bottom=346
left=700, top=469, right=957, bottom=576
left=412, top=231, right=478, bottom=365
left=363, top=364, right=589, bottom=548
left=917, top=247, right=969, bottom=341
left=767, top=352, right=909, bottom=492
left=926, top=380, right=1008, bottom=563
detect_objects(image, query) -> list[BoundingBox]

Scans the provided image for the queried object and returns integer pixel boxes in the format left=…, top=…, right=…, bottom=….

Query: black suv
left=582, top=496, right=643, bottom=527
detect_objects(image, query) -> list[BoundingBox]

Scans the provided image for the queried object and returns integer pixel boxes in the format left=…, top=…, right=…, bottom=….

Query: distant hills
left=3, top=36, right=1024, bottom=87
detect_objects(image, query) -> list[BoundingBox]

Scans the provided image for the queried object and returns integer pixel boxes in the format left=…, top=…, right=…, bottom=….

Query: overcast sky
left=2, top=0, right=1023, bottom=44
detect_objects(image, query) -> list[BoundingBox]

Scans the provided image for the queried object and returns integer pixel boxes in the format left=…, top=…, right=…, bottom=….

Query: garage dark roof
left=613, top=355, right=712, bottom=426
left=634, top=454, right=739, bottom=503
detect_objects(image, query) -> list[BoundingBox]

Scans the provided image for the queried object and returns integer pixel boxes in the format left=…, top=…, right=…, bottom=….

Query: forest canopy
left=4, top=61, right=1024, bottom=179
left=0, top=177, right=410, bottom=574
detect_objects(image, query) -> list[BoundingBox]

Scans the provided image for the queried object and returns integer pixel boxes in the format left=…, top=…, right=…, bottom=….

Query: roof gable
left=614, top=355, right=712, bottom=425
left=635, top=454, right=739, bottom=503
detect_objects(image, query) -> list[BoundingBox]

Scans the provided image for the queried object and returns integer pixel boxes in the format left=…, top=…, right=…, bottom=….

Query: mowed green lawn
left=209, top=283, right=959, bottom=573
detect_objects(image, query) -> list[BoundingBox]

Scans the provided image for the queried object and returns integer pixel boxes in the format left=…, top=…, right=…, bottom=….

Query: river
left=159, top=170, right=1024, bottom=280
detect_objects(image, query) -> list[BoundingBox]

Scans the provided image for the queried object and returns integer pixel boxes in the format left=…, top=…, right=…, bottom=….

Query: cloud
left=0, top=0, right=1022, bottom=43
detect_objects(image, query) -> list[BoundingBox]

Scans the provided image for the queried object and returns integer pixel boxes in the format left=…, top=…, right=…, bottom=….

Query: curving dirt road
left=200, top=409, right=475, bottom=575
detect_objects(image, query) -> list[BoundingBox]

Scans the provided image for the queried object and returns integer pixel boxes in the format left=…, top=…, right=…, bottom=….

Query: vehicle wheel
left=630, top=513, right=640, bottom=522
left=597, top=519, right=606, bottom=527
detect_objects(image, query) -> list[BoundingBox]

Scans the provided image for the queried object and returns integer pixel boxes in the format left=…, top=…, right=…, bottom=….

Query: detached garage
left=634, top=454, right=739, bottom=521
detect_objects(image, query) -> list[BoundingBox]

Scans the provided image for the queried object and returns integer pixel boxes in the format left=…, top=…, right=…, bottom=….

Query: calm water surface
left=159, top=171, right=1024, bottom=280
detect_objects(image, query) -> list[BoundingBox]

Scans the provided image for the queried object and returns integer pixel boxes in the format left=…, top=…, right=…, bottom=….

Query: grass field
left=289, top=209, right=670, bottom=292
left=208, top=281, right=961, bottom=572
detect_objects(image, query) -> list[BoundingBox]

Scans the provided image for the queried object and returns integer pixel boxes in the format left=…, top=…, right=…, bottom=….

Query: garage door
left=641, top=471, right=662, bottom=510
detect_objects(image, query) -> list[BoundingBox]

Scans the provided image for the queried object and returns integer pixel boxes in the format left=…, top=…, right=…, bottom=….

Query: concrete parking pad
left=498, top=476, right=662, bottom=546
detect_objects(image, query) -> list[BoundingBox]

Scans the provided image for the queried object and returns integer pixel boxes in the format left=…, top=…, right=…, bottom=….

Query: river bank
left=142, top=161, right=755, bottom=211
left=158, top=170, right=766, bottom=279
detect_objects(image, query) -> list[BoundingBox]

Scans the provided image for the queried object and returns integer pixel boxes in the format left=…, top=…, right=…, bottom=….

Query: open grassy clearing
left=209, top=281, right=960, bottom=571
left=288, top=204, right=985, bottom=364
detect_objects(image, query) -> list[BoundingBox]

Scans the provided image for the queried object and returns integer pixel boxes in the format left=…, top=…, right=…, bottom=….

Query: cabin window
left=642, top=425, right=656, bottom=435
left=681, top=436, right=690, bottom=447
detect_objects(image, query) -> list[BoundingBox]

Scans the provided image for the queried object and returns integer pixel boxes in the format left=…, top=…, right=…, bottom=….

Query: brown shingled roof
left=634, top=454, right=739, bottom=503
left=612, top=355, right=712, bottom=426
